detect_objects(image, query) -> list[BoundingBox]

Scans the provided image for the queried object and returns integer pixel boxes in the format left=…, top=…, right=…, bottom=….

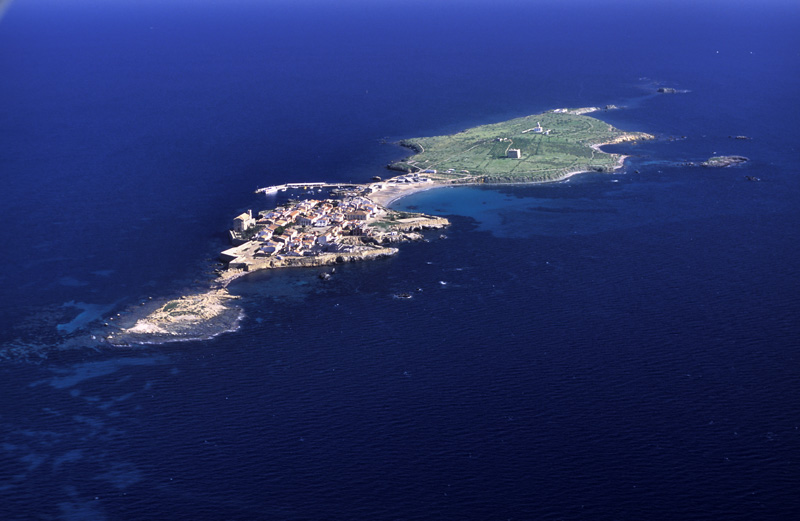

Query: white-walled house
left=233, top=210, right=255, bottom=232
left=260, top=241, right=283, bottom=254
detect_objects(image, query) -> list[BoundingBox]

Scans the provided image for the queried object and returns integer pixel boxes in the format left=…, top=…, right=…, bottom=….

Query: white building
left=255, top=230, right=273, bottom=242
left=233, top=210, right=255, bottom=232
left=260, top=241, right=283, bottom=254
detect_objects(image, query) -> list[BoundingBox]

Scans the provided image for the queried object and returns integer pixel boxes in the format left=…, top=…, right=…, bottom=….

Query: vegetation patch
left=391, top=110, right=653, bottom=183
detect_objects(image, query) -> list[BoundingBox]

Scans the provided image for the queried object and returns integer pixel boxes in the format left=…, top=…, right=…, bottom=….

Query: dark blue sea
left=1, top=0, right=799, bottom=519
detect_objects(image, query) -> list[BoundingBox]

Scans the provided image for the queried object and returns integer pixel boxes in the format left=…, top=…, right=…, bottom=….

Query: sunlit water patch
left=394, top=161, right=782, bottom=239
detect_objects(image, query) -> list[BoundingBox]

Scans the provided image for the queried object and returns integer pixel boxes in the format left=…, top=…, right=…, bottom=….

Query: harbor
left=255, top=182, right=362, bottom=195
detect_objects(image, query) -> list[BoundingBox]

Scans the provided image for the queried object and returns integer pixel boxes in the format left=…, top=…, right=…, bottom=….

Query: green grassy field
left=392, top=110, right=653, bottom=183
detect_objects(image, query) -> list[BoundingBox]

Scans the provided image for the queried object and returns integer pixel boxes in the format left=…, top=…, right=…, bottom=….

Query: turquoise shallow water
left=394, top=160, right=785, bottom=239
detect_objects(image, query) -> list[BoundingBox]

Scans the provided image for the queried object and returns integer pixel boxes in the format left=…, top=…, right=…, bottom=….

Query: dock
left=255, top=182, right=362, bottom=195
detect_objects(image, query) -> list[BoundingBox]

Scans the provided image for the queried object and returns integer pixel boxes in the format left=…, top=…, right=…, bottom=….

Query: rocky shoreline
left=105, top=212, right=449, bottom=346
left=106, top=290, right=244, bottom=346
left=700, top=155, right=749, bottom=168
left=103, top=107, right=649, bottom=346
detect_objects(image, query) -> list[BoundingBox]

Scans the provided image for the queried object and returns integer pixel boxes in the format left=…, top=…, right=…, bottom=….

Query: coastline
left=371, top=125, right=647, bottom=208
left=105, top=111, right=649, bottom=346
left=106, top=214, right=448, bottom=346
left=367, top=182, right=445, bottom=207
left=370, top=150, right=632, bottom=209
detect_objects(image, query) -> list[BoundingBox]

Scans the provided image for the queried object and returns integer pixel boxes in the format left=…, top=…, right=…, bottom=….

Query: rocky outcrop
left=107, top=246, right=403, bottom=345
left=387, top=161, right=421, bottom=174
left=397, top=140, right=424, bottom=154
left=388, top=141, right=425, bottom=173
left=222, top=246, right=400, bottom=276
left=701, top=156, right=749, bottom=168
left=372, top=232, right=424, bottom=245
left=604, top=132, right=655, bottom=144
left=561, top=107, right=601, bottom=115
left=391, top=216, right=450, bottom=232
left=107, top=289, right=242, bottom=346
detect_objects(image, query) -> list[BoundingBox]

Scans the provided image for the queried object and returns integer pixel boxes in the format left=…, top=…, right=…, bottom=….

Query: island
left=387, top=108, right=653, bottom=183
left=701, top=155, right=749, bottom=168
left=105, top=108, right=653, bottom=345
left=106, top=197, right=449, bottom=345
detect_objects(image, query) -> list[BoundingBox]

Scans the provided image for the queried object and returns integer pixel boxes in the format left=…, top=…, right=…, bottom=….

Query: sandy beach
left=367, top=157, right=629, bottom=208
left=367, top=181, right=447, bottom=207
left=368, top=132, right=644, bottom=208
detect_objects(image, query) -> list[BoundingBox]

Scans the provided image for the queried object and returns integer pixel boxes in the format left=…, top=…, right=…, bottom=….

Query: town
left=106, top=107, right=646, bottom=344
left=106, top=186, right=449, bottom=345
left=219, top=188, right=448, bottom=275
left=224, top=195, right=380, bottom=260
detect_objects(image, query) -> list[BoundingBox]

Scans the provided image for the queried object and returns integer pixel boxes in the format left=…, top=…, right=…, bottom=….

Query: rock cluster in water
left=700, top=156, right=749, bottom=168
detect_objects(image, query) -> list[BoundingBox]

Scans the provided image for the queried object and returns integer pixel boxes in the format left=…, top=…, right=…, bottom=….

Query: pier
left=255, top=182, right=362, bottom=195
